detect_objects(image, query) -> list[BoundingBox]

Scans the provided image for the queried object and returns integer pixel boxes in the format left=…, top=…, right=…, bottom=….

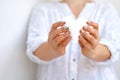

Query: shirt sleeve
left=89, top=3, right=120, bottom=66
left=26, top=4, right=50, bottom=64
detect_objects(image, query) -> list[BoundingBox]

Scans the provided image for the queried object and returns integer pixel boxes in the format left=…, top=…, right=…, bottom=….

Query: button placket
left=70, top=43, right=78, bottom=80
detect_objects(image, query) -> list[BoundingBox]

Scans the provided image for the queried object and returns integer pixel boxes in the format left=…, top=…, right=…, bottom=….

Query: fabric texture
left=27, top=1, right=120, bottom=80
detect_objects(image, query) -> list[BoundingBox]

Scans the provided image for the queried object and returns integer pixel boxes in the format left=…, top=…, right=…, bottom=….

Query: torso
left=35, top=1, right=118, bottom=80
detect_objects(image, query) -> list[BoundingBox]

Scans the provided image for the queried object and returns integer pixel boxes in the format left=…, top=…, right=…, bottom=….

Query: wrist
left=88, top=43, right=111, bottom=62
left=87, top=43, right=101, bottom=61
left=46, top=41, right=62, bottom=57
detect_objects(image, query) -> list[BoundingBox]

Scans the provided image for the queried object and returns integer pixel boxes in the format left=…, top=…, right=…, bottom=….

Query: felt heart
left=61, top=16, right=88, bottom=43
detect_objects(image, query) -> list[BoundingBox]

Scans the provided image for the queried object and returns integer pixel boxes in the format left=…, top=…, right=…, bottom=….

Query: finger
left=54, top=31, right=71, bottom=45
left=51, top=27, right=67, bottom=39
left=83, top=26, right=98, bottom=39
left=60, top=36, right=72, bottom=47
left=79, top=33, right=92, bottom=50
left=78, top=36, right=84, bottom=48
left=51, top=21, right=65, bottom=32
left=87, top=21, right=99, bottom=30
left=80, top=30, right=97, bottom=49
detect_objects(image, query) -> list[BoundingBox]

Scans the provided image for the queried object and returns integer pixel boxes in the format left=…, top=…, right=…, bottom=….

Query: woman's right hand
left=47, top=21, right=71, bottom=55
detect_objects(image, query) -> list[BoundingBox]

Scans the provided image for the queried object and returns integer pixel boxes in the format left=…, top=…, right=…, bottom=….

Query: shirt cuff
left=27, top=48, right=51, bottom=64
left=26, top=37, right=51, bottom=64
left=89, top=39, right=119, bottom=66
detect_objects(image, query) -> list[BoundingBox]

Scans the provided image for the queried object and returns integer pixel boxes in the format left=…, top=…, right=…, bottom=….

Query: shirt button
left=73, top=58, right=76, bottom=62
left=72, top=78, right=75, bottom=80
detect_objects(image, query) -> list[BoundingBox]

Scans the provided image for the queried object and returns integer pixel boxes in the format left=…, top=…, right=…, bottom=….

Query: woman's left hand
left=78, top=21, right=100, bottom=59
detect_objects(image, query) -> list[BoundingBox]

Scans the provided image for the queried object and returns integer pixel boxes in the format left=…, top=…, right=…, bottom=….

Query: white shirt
left=27, top=1, right=120, bottom=80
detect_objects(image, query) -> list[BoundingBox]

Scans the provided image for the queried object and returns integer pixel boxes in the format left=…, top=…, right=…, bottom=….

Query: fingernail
left=64, top=26, right=69, bottom=31
left=79, top=29, right=82, bottom=33
left=81, top=29, right=84, bottom=33
left=79, top=30, right=81, bottom=33
left=87, top=21, right=91, bottom=24
left=83, top=25, right=88, bottom=29
left=61, top=21, right=65, bottom=24
left=79, top=35, right=82, bottom=40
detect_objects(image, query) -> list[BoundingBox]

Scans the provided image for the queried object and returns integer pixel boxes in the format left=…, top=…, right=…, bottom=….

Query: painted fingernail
left=79, top=29, right=82, bottom=33
left=79, top=35, right=82, bottom=40
left=64, top=26, right=69, bottom=31
left=83, top=25, right=88, bottom=29
left=79, top=30, right=81, bottom=33
left=61, top=21, right=65, bottom=24
left=81, top=29, right=84, bottom=33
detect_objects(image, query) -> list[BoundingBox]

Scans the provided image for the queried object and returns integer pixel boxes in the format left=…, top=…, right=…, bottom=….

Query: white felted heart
left=61, top=16, right=88, bottom=43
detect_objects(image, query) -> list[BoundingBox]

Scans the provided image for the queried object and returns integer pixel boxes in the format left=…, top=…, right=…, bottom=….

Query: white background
left=0, top=0, right=120, bottom=80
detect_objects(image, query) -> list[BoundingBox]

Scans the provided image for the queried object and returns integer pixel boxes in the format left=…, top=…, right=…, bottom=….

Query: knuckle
left=88, top=26, right=92, bottom=31
left=59, top=28, right=63, bottom=32
left=85, top=44, right=91, bottom=50
left=54, top=37, right=59, bottom=43
left=95, top=23, right=99, bottom=29
left=90, top=36, right=94, bottom=42
left=59, top=44, right=64, bottom=48
left=50, top=33, right=54, bottom=39
left=48, top=32, right=51, bottom=37
left=91, top=45, right=96, bottom=49
left=53, top=30, right=57, bottom=36
left=91, top=45, right=95, bottom=49
left=84, top=32, right=87, bottom=36
left=60, top=35, right=65, bottom=39
left=90, top=38, right=93, bottom=43
left=84, top=41, right=88, bottom=45
left=54, top=39, right=59, bottom=45
left=94, top=30, right=97, bottom=34
left=52, top=23, right=56, bottom=27
left=55, top=35, right=64, bottom=43
left=82, top=32, right=87, bottom=37
left=48, top=33, right=52, bottom=39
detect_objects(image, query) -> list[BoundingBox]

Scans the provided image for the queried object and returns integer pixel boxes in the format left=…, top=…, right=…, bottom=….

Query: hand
left=48, top=21, right=71, bottom=55
left=78, top=21, right=100, bottom=59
